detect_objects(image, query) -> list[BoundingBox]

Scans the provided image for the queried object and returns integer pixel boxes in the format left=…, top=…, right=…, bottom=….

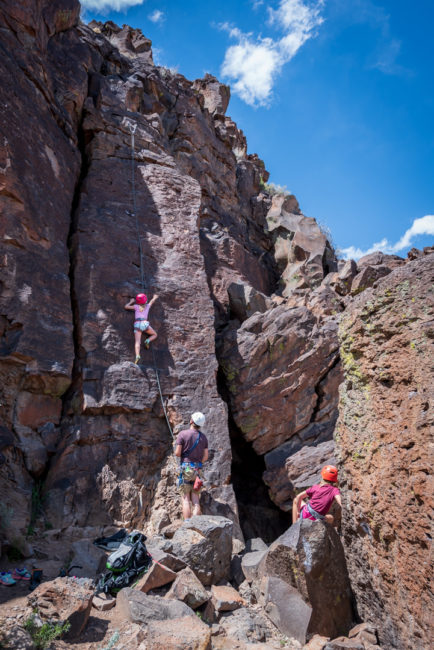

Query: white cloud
left=340, top=215, right=434, bottom=260
left=220, top=1, right=325, bottom=106
left=149, top=9, right=165, bottom=23
left=81, top=0, right=145, bottom=12
left=221, top=37, right=281, bottom=105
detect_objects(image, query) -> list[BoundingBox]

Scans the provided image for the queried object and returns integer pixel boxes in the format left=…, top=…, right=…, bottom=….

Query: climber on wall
left=175, top=412, right=208, bottom=520
left=292, top=465, right=342, bottom=526
left=124, top=293, right=159, bottom=364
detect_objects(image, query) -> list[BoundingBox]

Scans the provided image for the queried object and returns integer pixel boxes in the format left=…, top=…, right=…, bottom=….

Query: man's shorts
left=134, top=320, right=150, bottom=332
left=178, top=465, right=203, bottom=495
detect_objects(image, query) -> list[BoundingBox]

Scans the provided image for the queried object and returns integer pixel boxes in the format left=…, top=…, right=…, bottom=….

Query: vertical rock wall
left=0, top=1, right=282, bottom=542
left=335, top=254, right=434, bottom=650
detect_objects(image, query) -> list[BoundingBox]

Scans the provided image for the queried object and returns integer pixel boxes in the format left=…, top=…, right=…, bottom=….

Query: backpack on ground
left=95, top=530, right=152, bottom=595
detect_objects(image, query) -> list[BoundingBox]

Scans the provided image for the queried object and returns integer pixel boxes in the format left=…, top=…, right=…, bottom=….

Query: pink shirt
left=306, top=484, right=340, bottom=516
left=134, top=304, right=150, bottom=320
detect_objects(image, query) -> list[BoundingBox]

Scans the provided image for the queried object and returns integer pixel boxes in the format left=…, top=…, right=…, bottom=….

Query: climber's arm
left=294, top=490, right=308, bottom=511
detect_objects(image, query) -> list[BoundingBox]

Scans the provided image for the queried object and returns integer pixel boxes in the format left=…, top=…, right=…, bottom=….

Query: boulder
left=262, top=576, right=312, bottom=644
left=165, top=567, right=209, bottom=609
left=192, top=73, right=230, bottom=115
left=266, top=194, right=337, bottom=296
left=303, top=635, right=330, bottom=650
left=285, top=440, right=336, bottom=493
left=258, top=520, right=354, bottom=639
left=348, top=623, right=378, bottom=646
left=336, top=255, right=434, bottom=649
left=135, top=561, right=177, bottom=593
left=217, top=607, right=275, bottom=645
left=210, top=585, right=246, bottom=612
left=356, top=252, right=404, bottom=270
left=117, top=588, right=194, bottom=625
left=70, top=539, right=107, bottom=579
left=323, top=639, right=364, bottom=650
left=228, top=282, right=271, bottom=322
left=146, top=614, right=212, bottom=649
left=241, top=550, right=267, bottom=583
left=263, top=430, right=336, bottom=511
left=334, top=260, right=357, bottom=296
left=245, top=538, right=268, bottom=553
left=350, top=265, right=391, bottom=295
left=219, top=305, right=340, bottom=455
left=146, top=541, right=187, bottom=572
left=92, top=593, right=116, bottom=611
left=168, top=516, right=233, bottom=585
left=0, top=624, right=34, bottom=650
left=27, top=577, right=94, bottom=639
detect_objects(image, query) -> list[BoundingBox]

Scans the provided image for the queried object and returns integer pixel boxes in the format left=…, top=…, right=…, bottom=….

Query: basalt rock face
left=335, top=254, right=434, bottom=650
left=1, top=0, right=273, bottom=539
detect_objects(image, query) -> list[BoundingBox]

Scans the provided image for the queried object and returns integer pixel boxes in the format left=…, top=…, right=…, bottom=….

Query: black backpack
left=96, top=530, right=152, bottom=595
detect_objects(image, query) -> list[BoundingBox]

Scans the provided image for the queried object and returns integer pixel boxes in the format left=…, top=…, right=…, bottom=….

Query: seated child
left=292, top=465, right=341, bottom=525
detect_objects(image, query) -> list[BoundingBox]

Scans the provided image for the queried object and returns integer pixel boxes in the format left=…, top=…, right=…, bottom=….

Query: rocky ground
left=0, top=515, right=382, bottom=650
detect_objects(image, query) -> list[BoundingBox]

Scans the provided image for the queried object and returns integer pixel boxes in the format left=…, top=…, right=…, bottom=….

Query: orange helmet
left=321, top=465, right=338, bottom=482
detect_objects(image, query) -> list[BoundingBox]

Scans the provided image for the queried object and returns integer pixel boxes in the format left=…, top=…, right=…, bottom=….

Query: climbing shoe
left=0, top=572, right=16, bottom=586
left=144, top=338, right=150, bottom=349
left=135, top=355, right=141, bottom=364
left=12, top=568, right=31, bottom=581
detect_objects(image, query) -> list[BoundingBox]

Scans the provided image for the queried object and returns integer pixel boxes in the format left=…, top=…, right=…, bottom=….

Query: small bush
left=259, top=178, right=290, bottom=196
left=24, top=615, right=70, bottom=650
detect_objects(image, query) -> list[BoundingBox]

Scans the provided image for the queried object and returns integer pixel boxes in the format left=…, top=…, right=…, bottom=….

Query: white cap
left=191, top=412, right=206, bottom=427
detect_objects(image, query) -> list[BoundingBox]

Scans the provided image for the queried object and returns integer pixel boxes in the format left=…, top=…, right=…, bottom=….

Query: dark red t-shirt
left=176, top=428, right=208, bottom=463
left=306, top=484, right=340, bottom=515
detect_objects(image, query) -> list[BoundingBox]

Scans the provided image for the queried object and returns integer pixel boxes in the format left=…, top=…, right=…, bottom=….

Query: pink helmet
left=136, top=293, right=147, bottom=304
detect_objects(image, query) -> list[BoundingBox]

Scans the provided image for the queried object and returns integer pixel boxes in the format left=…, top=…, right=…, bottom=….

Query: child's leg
left=145, top=326, right=157, bottom=343
left=325, top=514, right=335, bottom=525
left=134, top=330, right=142, bottom=357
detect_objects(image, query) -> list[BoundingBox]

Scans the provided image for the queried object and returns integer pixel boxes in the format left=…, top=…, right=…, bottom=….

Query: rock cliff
left=335, top=254, right=433, bottom=650
left=0, top=2, right=433, bottom=648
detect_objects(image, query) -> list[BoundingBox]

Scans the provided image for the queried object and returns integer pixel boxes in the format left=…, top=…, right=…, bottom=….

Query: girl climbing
left=124, top=293, right=159, bottom=364
left=292, top=465, right=342, bottom=526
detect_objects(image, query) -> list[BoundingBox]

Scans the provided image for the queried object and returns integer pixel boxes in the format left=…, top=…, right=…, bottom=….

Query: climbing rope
left=126, top=120, right=174, bottom=440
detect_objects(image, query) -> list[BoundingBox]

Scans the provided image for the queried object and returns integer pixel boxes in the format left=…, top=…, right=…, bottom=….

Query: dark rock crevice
left=216, top=367, right=289, bottom=544
left=61, top=81, right=92, bottom=419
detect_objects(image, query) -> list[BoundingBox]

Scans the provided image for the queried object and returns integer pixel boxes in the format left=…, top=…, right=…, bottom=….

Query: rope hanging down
left=127, top=121, right=174, bottom=440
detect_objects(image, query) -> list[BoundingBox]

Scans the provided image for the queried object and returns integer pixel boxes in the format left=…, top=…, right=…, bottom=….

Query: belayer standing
left=124, top=293, right=158, bottom=364
left=175, top=412, right=208, bottom=520
left=292, top=465, right=342, bottom=525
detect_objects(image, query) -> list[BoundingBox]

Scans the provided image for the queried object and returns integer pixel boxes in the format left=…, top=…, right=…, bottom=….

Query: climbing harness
left=306, top=502, right=325, bottom=520
left=126, top=119, right=174, bottom=440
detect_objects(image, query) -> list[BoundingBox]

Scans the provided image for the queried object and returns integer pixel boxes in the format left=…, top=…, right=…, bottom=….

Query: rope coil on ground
left=127, top=121, right=174, bottom=440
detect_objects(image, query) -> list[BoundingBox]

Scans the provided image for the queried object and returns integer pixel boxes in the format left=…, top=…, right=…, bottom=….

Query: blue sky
left=80, top=0, right=434, bottom=259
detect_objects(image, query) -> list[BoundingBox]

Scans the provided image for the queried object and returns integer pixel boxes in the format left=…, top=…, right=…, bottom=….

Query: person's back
left=177, top=427, right=208, bottom=464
